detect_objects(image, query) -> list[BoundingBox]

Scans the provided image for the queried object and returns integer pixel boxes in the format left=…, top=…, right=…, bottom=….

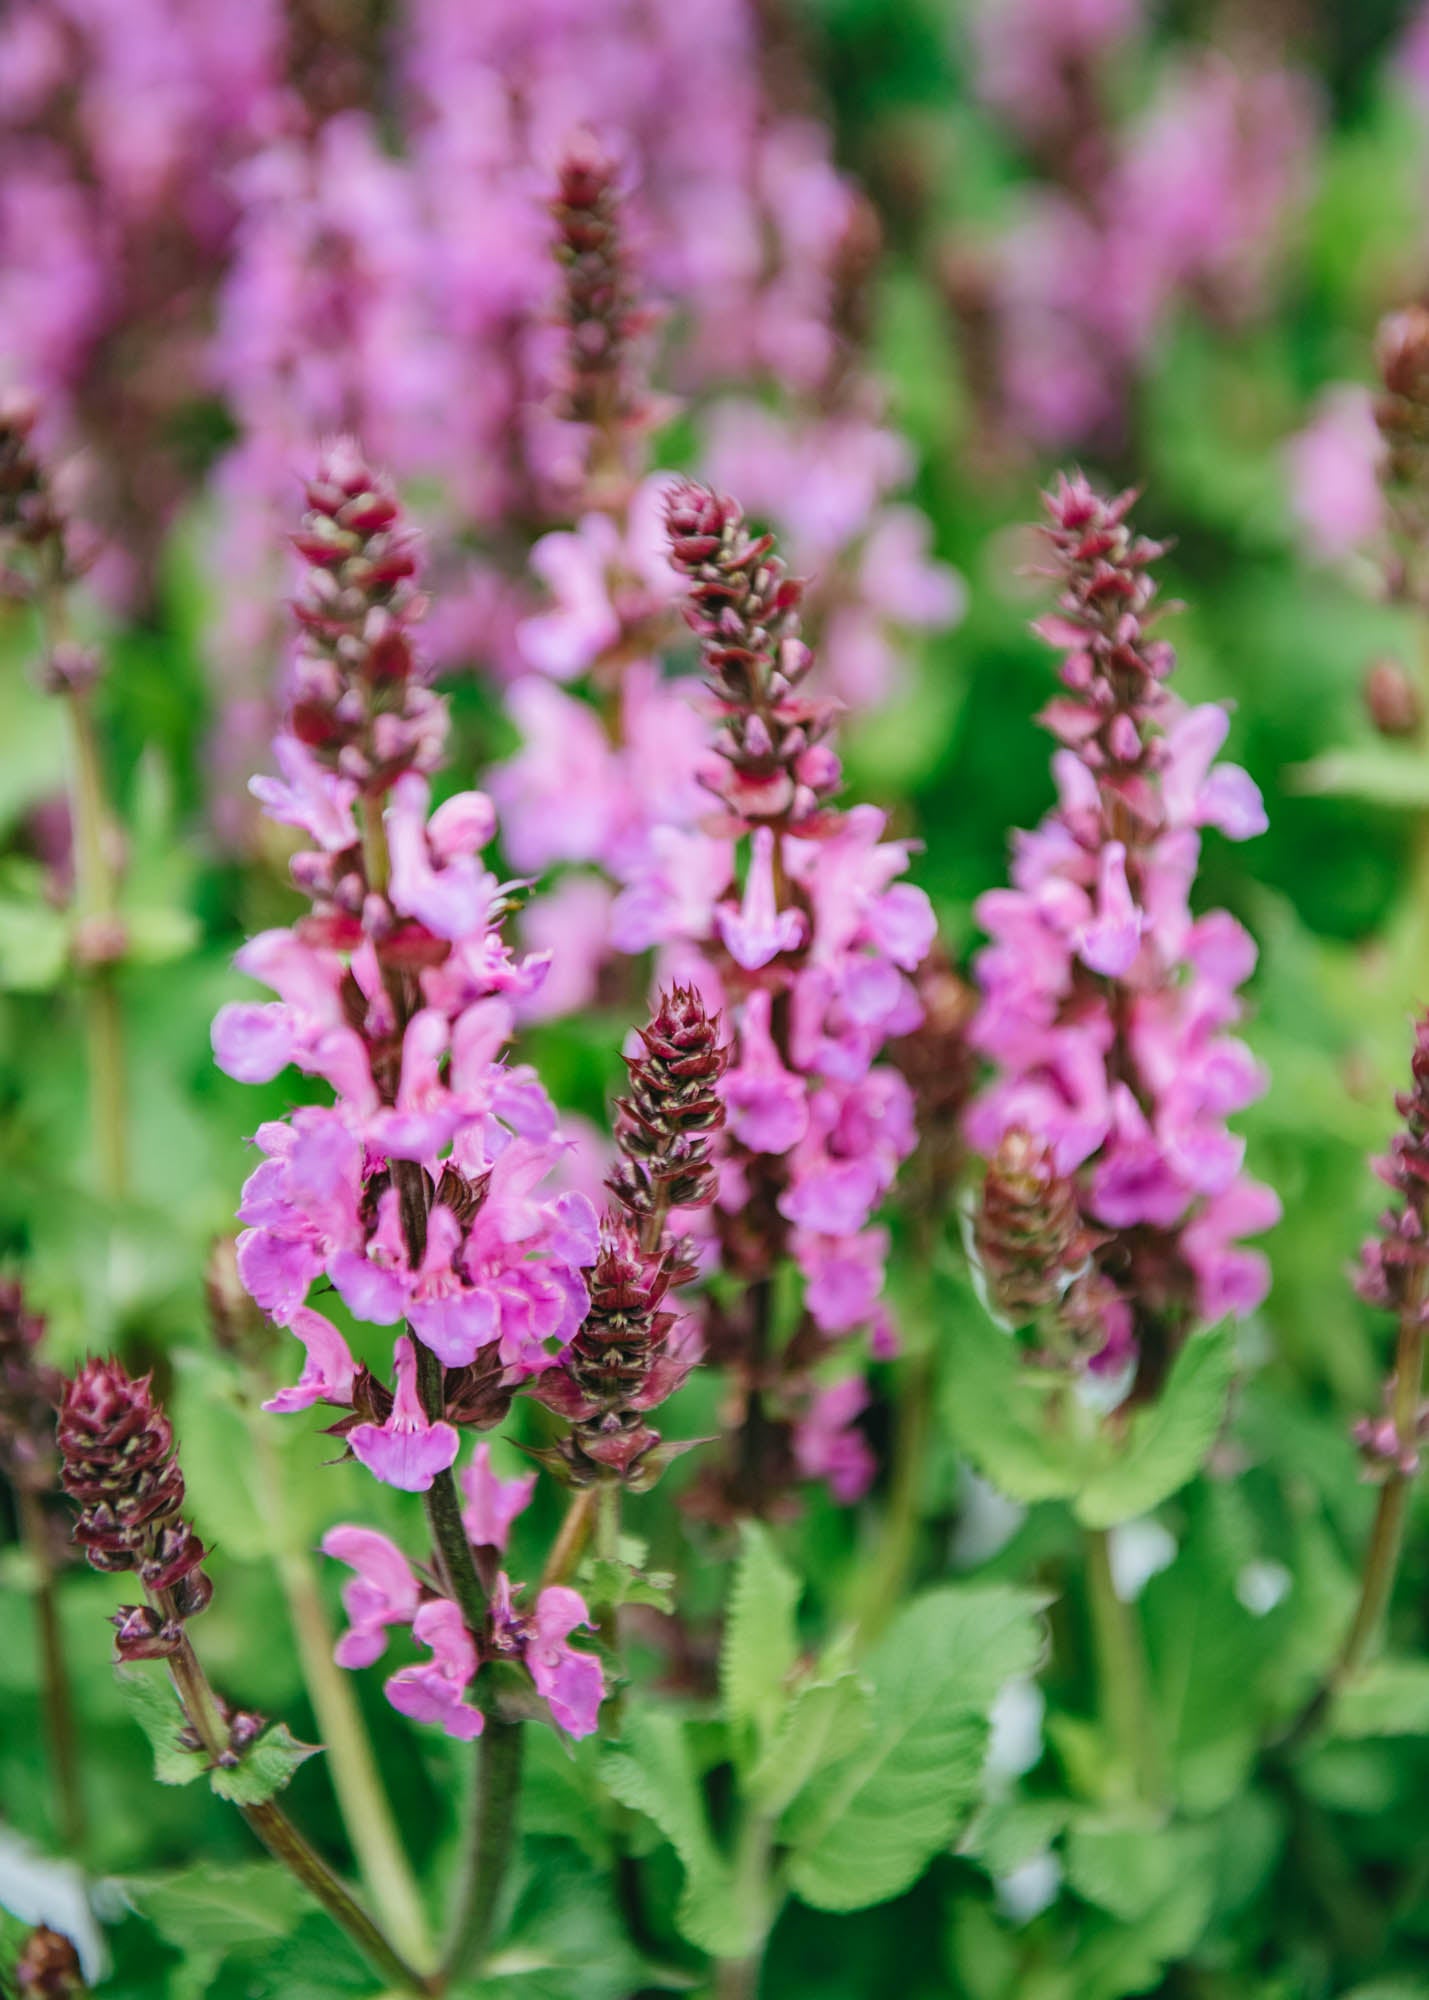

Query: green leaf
left=1072, top=1322, right=1237, bottom=1528
left=117, top=1666, right=207, bottom=1787
left=602, top=1707, right=761, bottom=1958
left=720, top=1522, right=800, bottom=1756
left=1064, top=1814, right=1217, bottom=1925
left=0, top=865, right=69, bottom=992
left=782, top=1585, right=1043, bottom=1913
left=123, top=1863, right=308, bottom=1955
left=1331, top=1660, right=1429, bottom=1738
left=582, top=1555, right=676, bottom=1614
left=961, top=1796, right=1069, bottom=1879
left=121, top=903, right=201, bottom=966
left=210, top=1723, right=320, bottom=1805
left=744, top=1671, right=873, bottom=1818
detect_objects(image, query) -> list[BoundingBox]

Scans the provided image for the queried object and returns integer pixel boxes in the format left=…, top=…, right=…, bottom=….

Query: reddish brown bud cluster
left=608, top=985, right=728, bottom=1237
left=1356, top=1015, right=1429, bottom=1322
left=975, top=1129, right=1093, bottom=1322
left=1363, top=657, right=1423, bottom=741
left=551, top=137, right=655, bottom=465
left=665, top=481, right=840, bottom=828
left=288, top=436, right=442, bottom=789
left=0, top=1280, right=61, bottom=1496
left=14, top=1925, right=85, bottom=2000
left=1034, top=473, right=1175, bottom=790
left=57, top=1359, right=211, bottom=1659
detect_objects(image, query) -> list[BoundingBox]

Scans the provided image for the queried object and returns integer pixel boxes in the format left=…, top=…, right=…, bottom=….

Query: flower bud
left=1364, top=657, right=1422, bottom=740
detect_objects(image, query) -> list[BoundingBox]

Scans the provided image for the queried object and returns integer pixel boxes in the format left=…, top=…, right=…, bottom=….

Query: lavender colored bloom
left=460, top=1443, right=536, bottom=1553
left=321, top=1526, right=422, bottom=1669
left=348, top=1337, right=461, bottom=1494
left=385, top=1595, right=484, bottom=1741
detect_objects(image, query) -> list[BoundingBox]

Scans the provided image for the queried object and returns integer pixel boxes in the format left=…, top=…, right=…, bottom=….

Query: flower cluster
left=57, top=1358, right=212, bottom=1662
left=1352, top=1016, right=1429, bottom=1478
left=950, top=5, right=1316, bottom=453
left=967, top=475, right=1277, bottom=1391
left=212, top=439, right=598, bottom=1484
left=323, top=1446, right=600, bottom=1741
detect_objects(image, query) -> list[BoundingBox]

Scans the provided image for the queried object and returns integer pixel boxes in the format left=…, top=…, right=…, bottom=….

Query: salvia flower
left=967, top=475, right=1277, bottom=1392
left=323, top=1478, right=601, bottom=1740
left=0, top=1279, right=61, bottom=1496
left=57, top=1358, right=212, bottom=1660
left=213, top=440, right=598, bottom=1479
left=1355, top=1014, right=1429, bottom=1326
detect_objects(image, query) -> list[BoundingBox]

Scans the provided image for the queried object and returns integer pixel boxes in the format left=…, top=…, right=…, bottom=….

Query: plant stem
left=38, top=576, right=128, bottom=1202
left=165, top=1633, right=431, bottom=1994
left=18, top=1488, right=84, bottom=1851
left=1084, top=1525, right=1166, bottom=1808
left=541, top=1485, right=596, bottom=1589
left=246, top=1411, right=431, bottom=1968
left=442, top=1718, right=523, bottom=1988
left=1286, top=1310, right=1426, bottom=1749
left=852, top=1344, right=932, bottom=1643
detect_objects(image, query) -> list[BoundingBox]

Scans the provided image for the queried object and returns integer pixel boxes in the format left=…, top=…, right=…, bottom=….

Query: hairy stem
left=165, top=1633, right=431, bottom=1994
left=442, top=1718, right=524, bottom=1987
left=246, top=1412, right=431, bottom=1967
left=18, top=1488, right=84, bottom=1851
left=1084, top=1525, right=1166, bottom=1808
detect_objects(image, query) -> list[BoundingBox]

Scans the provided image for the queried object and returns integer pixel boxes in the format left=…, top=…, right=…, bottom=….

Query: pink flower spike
left=349, top=1335, right=460, bottom=1492
left=263, top=1306, right=358, bottom=1413
left=715, top=828, right=805, bottom=971
left=1075, top=842, right=1143, bottom=977
left=460, top=1443, right=536, bottom=1553
left=321, top=1526, right=420, bottom=1669
left=526, top=1585, right=604, bottom=1738
left=385, top=1597, right=484, bottom=1742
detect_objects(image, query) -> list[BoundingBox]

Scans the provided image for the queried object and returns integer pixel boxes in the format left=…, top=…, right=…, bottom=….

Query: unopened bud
left=1364, top=657, right=1422, bottom=739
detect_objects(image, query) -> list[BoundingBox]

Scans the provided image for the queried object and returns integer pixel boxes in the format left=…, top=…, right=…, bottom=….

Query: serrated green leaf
left=1330, top=1660, right=1429, bottom=1738
left=116, top=1666, right=207, bottom=1787
left=602, top=1708, right=761, bottom=1958
left=720, top=1522, right=800, bottom=1757
left=744, top=1671, right=873, bottom=1818
left=582, top=1555, right=675, bottom=1614
left=210, top=1722, right=320, bottom=1805
left=1073, top=1322, right=1237, bottom=1529
left=782, top=1585, right=1043, bottom=1913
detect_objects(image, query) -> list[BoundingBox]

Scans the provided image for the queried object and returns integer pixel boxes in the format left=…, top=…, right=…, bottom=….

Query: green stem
left=1084, top=1525, right=1166, bottom=1808
left=441, top=1718, right=524, bottom=1988
left=246, top=1411, right=431, bottom=1969
left=19, top=1488, right=84, bottom=1852
left=39, top=574, right=128, bottom=1202
left=165, top=1635, right=431, bottom=1994
left=1286, top=1310, right=1426, bottom=1749
left=541, top=1486, right=596, bottom=1590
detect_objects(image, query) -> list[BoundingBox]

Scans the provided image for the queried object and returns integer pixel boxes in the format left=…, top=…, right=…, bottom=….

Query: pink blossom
left=716, top=828, right=805, bottom=971
left=348, top=1336, right=461, bottom=1493
left=385, top=1596, right=483, bottom=1742
left=792, top=1376, right=875, bottom=1504
left=724, top=990, right=808, bottom=1154
left=1286, top=386, right=1385, bottom=562
left=262, top=1307, right=357, bottom=1414
left=321, top=1527, right=421, bottom=1670
left=461, top=1443, right=536, bottom=1553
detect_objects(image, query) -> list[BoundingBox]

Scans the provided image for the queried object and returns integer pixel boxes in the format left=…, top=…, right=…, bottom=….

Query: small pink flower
left=460, top=1443, right=535, bottom=1553
left=321, top=1526, right=420, bottom=1669
left=715, top=828, right=805, bottom=971
left=349, top=1336, right=460, bottom=1492
left=524, top=1585, right=604, bottom=1738
left=262, top=1305, right=357, bottom=1413
left=385, top=1597, right=483, bottom=1742
left=724, top=989, right=808, bottom=1154
left=793, top=1377, right=875, bottom=1504
left=1075, top=841, right=1143, bottom=977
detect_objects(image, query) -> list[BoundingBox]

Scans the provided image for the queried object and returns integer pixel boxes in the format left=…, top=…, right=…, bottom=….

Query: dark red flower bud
left=15, top=1924, right=86, bottom=1999
left=608, top=985, right=728, bottom=1229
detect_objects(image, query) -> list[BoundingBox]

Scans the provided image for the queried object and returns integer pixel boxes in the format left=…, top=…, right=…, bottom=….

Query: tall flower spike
left=0, top=1279, right=62, bottom=1496
left=968, top=474, right=1276, bottom=1395
left=608, top=984, right=729, bottom=1246
left=57, top=1359, right=212, bottom=1660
